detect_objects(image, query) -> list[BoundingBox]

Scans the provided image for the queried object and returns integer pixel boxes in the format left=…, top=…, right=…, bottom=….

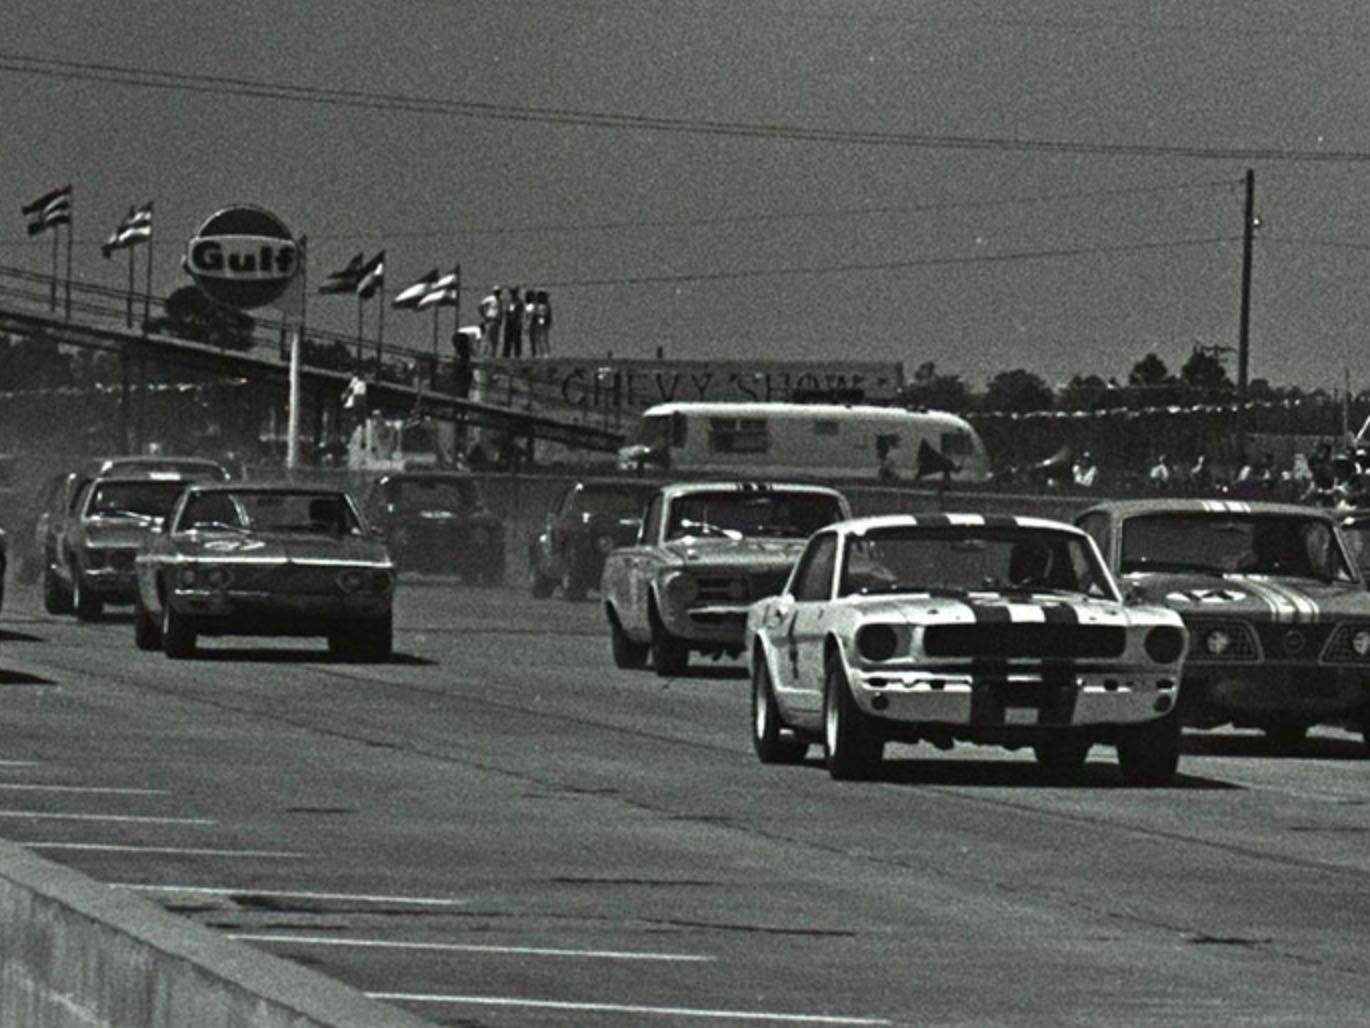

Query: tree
left=899, top=361, right=970, bottom=412
left=1128, top=353, right=1171, bottom=388
left=146, top=286, right=256, bottom=350
left=984, top=369, right=1054, bottom=413
left=1180, top=344, right=1235, bottom=394
left=1058, top=373, right=1109, bottom=411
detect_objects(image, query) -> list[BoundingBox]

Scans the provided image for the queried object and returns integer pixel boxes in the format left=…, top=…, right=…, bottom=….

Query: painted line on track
left=0, top=810, right=214, bottom=825
left=0, top=783, right=170, bottom=795
left=233, top=933, right=715, bottom=962
left=113, top=884, right=470, bottom=906
left=369, top=993, right=891, bottom=1025
left=26, top=843, right=308, bottom=858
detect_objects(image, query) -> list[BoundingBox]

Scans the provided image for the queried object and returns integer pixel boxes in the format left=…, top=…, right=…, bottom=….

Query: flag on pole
left=21, top=184, right=72, bottom=236
left=356, top=250, right=385, bottom=300
left=417, top=266, right=461, bottom=309
left=318, top=252, right=365, bottom=294
left=101, top=201, right=153, bottom=257
left=392, top=268, right=438, bottom=309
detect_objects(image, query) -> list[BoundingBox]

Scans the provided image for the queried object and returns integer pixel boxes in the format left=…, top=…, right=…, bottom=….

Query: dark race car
left=1080, top=498, right=1370, bottom=752
left=528, top=480, right=655, bottom=600
left=361, top=470, right=505, bottom=585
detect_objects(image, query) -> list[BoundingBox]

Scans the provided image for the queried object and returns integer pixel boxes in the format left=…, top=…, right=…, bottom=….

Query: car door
left=769, top=531, right=838, bottom=713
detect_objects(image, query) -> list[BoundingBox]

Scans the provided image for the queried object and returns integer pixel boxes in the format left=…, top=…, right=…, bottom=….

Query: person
left=876, top=435, right=900, bottom=482
left=479, top=285, right=503, bottom=356
left=1190, top=453, right=1212, bottom=491
left=502, top=285, right=523, bottom=358
left=452, top=328, right=473, bottom=399
left=1148, top=453, right=1170, bottom=490
left=529, top=288, right=553, bottom=356
left=1072, top=450, right=1098, bottom=488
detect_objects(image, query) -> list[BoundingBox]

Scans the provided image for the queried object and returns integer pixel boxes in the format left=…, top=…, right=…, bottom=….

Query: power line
left=2, top=52, right=1369, bottom=163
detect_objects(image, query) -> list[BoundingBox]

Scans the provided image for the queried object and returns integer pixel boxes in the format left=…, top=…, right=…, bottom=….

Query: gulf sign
left=185, top=205, right=298, bottom=310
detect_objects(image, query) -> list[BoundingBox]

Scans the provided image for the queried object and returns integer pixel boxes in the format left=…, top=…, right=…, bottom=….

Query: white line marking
left=26, top=843, right=307, bottom=858
left=0, top=810, right=214, bottom=825
left=112, top=884, right=469, bottom=906
left=369, top=993, right=891, bottom=1025
left=0, top=783, right=170, bottom=795
left=232, top=934, right=714, bottom=962
left=0, top=761, right=40, bottom=767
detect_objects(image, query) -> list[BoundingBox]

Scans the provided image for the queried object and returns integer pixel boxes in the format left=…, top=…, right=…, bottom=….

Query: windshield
left=626, top=414, right=673, bottom=449
left=838, top=525, right=1116, bottom=599
left=86, top=480, right=191, bottom=520
left=1342, top=519, right=1370, bottom=577
left=178, top=490, right=362, bottom=536
left=574, top=486, right=651, bottom=517
left=380, top=478, right=477, bottom=510
left=1121, top=513, right=1354, bottom=581
left=665, top=490, right=845, bottom=541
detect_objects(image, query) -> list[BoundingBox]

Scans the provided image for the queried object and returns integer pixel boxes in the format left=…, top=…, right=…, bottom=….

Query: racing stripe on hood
left=1245, top=576, right=1320, bottom=622
left=1234, top=577, right=1300, bottom=623
left=967, top=602, right=1081, bottom=624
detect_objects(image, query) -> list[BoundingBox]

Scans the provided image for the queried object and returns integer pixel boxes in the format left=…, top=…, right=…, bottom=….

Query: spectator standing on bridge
left=479, top=285, right=503, bottom=356
left=502, top=285, right=524, bottom=357
left=528, top=288, right=553, bottom=357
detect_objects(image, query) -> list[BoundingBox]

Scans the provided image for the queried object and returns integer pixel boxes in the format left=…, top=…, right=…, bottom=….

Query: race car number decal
left=202, top=539, right=267, bottom=552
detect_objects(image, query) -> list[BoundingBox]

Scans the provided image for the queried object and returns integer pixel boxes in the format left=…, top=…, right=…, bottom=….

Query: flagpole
left=376, top=290, right=385, bottom=369
left=125, top=249, right=136, bottom=328
left=63, top=209, right=73, bottom=319
left=356, top=296, right=364, bottom=367
left=48, top=231, right=59, bottom=313
left=142, top=207, right=153, bottom=331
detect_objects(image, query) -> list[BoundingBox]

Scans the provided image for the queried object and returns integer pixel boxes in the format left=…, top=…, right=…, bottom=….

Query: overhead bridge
left=0, top=305, right=625, bottom=453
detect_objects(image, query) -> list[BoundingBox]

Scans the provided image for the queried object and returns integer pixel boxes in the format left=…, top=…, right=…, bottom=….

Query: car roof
left=831, top=512, right=1087, bottom=536
left=659, top=480, right=847, bottom=498
left=182, top=481, right=349, bottom=496
left=1078, top=498, right=1336, bottom=520
left=374, top=470, right=473, bottom=483
left=85, top=455, right=228, bottom=474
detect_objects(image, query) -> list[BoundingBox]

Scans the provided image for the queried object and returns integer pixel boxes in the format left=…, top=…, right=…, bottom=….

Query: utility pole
left=1236, top=168, right=1255, bottom=457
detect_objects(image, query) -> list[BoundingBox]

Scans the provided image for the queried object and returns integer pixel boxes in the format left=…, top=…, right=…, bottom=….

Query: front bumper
left=169, top=589, right=391, bottom=635
left=80, top=567, right=138, bottom=600
left=659, top=602, right=749, bottom=647
left=847, top=664, right=1179, bottom=729
left=1180, top=663, right=1370, bottom=725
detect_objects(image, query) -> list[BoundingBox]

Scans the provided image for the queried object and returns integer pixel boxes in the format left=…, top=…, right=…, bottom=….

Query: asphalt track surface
left=1, top=575, right=1369, bottom=1027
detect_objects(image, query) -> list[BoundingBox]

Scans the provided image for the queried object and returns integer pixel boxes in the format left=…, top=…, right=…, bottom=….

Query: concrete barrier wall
left=0, top=839, right=436, bottom=1028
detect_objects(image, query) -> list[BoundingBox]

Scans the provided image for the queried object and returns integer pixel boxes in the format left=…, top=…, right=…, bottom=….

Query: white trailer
left=617, top=402, right=991, bottom=483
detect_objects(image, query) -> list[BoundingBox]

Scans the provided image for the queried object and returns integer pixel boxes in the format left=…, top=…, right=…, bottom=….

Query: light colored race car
left=133, top=482, right=395, bottom=661
left=747, top=513, right=1188, bottom=783
left=1079, top=498, right=1370, bottom=752
left=602, top=481, right=852, bottom=675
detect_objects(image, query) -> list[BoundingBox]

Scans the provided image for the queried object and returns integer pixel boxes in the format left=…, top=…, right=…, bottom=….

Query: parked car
left=361, top=470, right=505, bottom=584
left=45, top=474, right=200, bottom=620
left=528, top=480, right=655, bottom=600
left=1079, top=498, right=1370, bottom=752
left=133, top=482, right=394, bottom=660
left=601, top=480, right=851, bottom=676
left=747, top=513, right=1188, bottom=782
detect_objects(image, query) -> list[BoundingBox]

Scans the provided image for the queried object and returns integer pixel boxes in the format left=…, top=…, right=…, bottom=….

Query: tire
left=161, top=601, right=196, bottom=660
left=650, top=604, right=689, bottom=677
left=1117, top=712, right=1181, bottom=787
left=752, top=655, right=808, bottom=764
left=1262, top=722, right=1308, bottom=753
left=609, top=610, right=649, bottom=669
left=133, top=594, right=162, bottom=651
left=561, top=563, right=588, bottom=602
left=823, top=656, right=882, bottom=780
left=72, top=569, right=102, bottom=622
left=529, top=563, right=556, bottom=598
left=1033, top=738, right=1091, bottom=776
left=43, top=562, right=72, bottom=615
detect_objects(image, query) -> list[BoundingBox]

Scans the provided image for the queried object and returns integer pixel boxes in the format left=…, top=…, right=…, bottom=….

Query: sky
left=5, top=1, right=1370, bottom=393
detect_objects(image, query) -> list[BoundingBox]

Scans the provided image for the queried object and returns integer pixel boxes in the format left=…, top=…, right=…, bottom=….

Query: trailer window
left=709, top=417, right=769, bottom=454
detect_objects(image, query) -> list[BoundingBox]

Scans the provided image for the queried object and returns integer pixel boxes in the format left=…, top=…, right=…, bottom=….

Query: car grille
left=1252, top=622, right=1334, bottom=661
left=692, top=570, right=791, bottom=607
left=922, top=624, right=1126, bottom=658
left=1186, top=620, right=1260, bottom=661
left=1321, top=623, right=1370, bottom=663
left=227, top=564, right=343, bottom=595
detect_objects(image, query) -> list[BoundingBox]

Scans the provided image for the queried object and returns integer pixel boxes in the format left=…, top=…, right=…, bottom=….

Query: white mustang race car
left=746, top=513, right=1189, bottom=784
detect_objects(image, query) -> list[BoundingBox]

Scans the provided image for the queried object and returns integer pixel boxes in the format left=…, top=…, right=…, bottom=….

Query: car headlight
left=662, top=571, right=698, bottom=604
left=175, top=564, right=231, bottom=590
left=1353, top=628, right=1370, bottom=657
left=1144, top=626, right=1185, bottom=664
left=1202, top=628, right=1232, bottom=656
left=338, top=568, right=394, bottom=594
left=856, top=623, right=902, bottom=662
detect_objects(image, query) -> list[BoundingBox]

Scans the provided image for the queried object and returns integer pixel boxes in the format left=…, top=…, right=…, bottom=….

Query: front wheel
left=1033, top=737, right=1091, bottom=776
left=329, top=615, right=393, bottom=662
left=752, top=656, right=808, bottom=764
left=43, top=561, right=72, bottom=615
left=161, top=601, right=196, bottom=660
left=1262, top=722, right=1309, bottom=753
left=823, top=657, right=882, bottom=780
left=1117, top=712, right=1181, bottom=787
left=72, top=569, right=102, bottom=622
left=133, top=593, right=162, bottom=651
left=609, top=611, right=649, bottom=669
left=529, top=562, right=556, bottom=598
left=650, top=606, right=689, bottom=677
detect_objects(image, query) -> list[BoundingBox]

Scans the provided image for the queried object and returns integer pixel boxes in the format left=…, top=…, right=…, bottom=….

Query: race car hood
left=661, top=536, right=807, bottom=570
left=1124, top=570, right=1370, bottom=624
left=169, top=530, right=393, bottom=567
